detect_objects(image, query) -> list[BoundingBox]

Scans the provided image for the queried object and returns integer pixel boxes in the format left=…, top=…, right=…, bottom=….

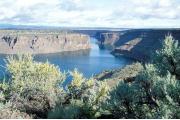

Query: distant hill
left=0, top=24, right=128, bottom=31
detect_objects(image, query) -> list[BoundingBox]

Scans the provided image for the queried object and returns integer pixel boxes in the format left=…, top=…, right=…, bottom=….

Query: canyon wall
left=0, top=30, right=90, bottom=54
left=95, top=29, right=180, bottom=61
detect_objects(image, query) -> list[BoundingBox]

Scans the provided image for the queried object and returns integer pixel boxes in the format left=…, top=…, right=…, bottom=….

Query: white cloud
left=0, top=0, right=180, bottom=28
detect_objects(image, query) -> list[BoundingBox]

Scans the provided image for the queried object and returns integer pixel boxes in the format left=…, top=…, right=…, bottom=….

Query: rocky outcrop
left=0, top=30, right=90, bottom=54
left=95, top=32, right=121, bottom=49
left=96, top=29, right=180, bottom=61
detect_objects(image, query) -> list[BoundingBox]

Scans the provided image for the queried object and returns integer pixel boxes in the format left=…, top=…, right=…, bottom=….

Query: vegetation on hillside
left=0, top=35, right=179, bottom=118
left=106, top=35, right=180, bottom=118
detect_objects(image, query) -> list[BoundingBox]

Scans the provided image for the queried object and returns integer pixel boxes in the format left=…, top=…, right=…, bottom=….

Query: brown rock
left=0, top=30, right=91, bottom=54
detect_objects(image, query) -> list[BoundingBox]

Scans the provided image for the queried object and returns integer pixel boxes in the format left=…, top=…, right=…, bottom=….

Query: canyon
left=1, top=28, right=180, bottom=62
left=0, top=30, right=90, bottom=54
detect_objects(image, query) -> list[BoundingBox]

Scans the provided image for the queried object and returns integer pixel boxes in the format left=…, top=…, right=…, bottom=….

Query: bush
left=0, top=102, right=32, bottom=119
left=108, top=64, right=180, bottom=119
left=48, top=69, right=109, bottom=119
left=107, top=35, right=180, bottom=119
left=0, top=56, right=109, bottom=119
left=1, top=54, right=66, bottom=118
left=6, top=54, right=65, bottom=95
left=153, top=35, right=180, bottom=79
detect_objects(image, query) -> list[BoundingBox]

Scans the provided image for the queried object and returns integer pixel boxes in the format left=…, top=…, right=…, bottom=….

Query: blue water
left=0, top=37, right=133, bottom=81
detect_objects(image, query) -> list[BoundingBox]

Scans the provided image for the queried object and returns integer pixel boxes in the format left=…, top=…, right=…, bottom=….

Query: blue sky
left=0, top=0, right=180, bottom=28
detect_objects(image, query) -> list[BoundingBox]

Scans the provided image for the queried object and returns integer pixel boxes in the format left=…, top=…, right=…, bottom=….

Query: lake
left=0, top=37, right=133, bottom=83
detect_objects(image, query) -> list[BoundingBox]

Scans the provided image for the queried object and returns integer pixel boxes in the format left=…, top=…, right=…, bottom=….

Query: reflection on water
left=36, top=49, right=91, bottom=57
left=0, top=37, right=133, bottom=83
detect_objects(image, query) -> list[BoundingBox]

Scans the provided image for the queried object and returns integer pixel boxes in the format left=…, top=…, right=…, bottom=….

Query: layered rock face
left=0, top=30, right=90, bottom=54
left=95, top=29, right=180, bottom=61
left=95, top=32, right=120, bottom=49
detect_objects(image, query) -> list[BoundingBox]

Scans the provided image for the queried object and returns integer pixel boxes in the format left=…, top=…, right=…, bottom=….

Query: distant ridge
left=0, top=24, right=129, bottom=31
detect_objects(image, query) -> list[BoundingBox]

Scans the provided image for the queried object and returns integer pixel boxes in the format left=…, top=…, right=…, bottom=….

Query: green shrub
left=48, top=69, right=109, bottom=119
left=108, top=65, right=180, bottom=119
left=153, top=35, right=180, bottom=79
left=6, top=54, right=65, bottom=96
left=107, top=35, right=180, bottom=119
left=0, top=56, right=109, bottom=119
left=0, top=54, right=66, bottom=118
left=0, top=102, right=32, bottom=119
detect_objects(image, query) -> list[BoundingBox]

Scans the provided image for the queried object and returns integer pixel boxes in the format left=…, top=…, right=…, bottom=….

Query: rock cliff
left=95, top=29, right=180, bottom=61
left=0, top=30, right=90, bottom=54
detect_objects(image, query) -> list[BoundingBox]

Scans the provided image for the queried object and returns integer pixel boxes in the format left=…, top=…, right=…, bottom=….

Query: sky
left=0, top=0, right=180, bottom=28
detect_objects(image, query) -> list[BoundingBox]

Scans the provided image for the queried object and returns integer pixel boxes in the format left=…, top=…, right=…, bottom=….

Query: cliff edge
left=0, top=30, right=91, bottom=54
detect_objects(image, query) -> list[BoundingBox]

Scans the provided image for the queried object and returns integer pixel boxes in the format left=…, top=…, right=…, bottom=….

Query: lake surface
left=0, top=37, right=133, bottom=82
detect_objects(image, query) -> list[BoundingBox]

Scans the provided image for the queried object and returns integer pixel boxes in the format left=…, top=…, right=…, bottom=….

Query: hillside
left=95, top=29, right=180, bottom=61
left=94, top=63, right=143, bottom=88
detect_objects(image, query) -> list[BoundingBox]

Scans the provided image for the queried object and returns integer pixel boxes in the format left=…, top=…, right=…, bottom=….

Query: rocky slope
left=94, top=63, right=143, bottom=88
left=95, top=29, right=180, bottom=61
left=0, top=30, right=90, bottom=54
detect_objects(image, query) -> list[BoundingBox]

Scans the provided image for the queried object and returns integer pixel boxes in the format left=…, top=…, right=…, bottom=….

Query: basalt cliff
left=0, top=30, right=90, bottom=54
left=95, top=29, right=180, bottom=61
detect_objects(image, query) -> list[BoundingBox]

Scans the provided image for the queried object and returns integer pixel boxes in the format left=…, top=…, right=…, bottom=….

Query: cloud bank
left=0, top=0, right=180, bottom=28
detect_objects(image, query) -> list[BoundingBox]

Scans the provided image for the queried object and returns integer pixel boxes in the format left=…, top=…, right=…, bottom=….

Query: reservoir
left=0, top=37, right=133, bottom=80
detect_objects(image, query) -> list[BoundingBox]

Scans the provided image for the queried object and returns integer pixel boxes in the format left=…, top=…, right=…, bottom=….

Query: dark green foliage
left=48, top=100, right=82, bottom=119
left=106, top=35, right=180, bottom=119
left=108, top=66, right=180, bottom=118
